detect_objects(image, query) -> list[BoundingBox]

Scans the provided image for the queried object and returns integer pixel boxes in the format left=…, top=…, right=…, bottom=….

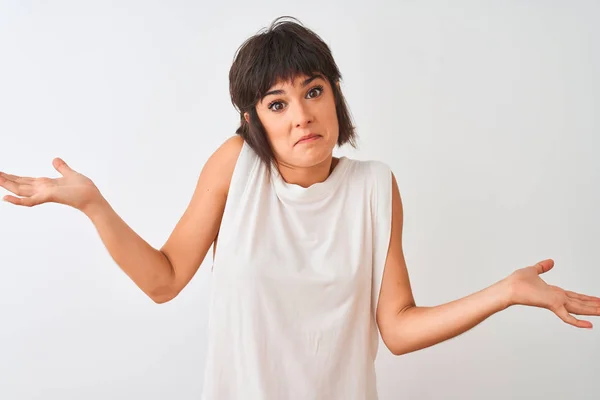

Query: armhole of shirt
left=226, top=139, right=255, bottom=203
left=212, top=139, right=258, bottom=269
left=370, top=161, right=393, bottom=323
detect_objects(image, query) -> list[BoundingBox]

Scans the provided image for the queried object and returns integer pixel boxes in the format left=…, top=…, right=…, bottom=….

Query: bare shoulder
left=211, top=134, right=244, bottom=166
left=202, top=134, right=245, bottom=195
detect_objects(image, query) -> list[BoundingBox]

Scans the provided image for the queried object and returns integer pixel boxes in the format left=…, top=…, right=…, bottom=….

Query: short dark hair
left=229, top=16, right=357, bottom=171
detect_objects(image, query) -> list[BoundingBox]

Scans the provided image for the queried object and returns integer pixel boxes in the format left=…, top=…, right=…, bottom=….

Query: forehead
left=268, top=73, right=325, bottom=89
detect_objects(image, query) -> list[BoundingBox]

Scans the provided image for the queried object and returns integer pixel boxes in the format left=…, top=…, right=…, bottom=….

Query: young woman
left=1, top=16, right=598, bottom=400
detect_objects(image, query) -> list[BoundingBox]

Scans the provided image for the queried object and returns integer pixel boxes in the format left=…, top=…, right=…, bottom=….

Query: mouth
left=295, top=134, right=322, bottom=145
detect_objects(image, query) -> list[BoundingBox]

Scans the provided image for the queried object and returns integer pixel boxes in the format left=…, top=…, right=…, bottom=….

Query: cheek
left=261, top=118, right=291, bottom=157
left=264, top=122, right=289, bottom=147
left=323, top=106, right=339, bottom=140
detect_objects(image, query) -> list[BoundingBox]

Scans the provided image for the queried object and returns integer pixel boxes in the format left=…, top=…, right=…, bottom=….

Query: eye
left=268, top=101, right=285, bottom=112
left=307, top=85, right=324, bottom=99
left=267, top=85, right=323, bottom=112
left=267, top=85, right=325, bottom=113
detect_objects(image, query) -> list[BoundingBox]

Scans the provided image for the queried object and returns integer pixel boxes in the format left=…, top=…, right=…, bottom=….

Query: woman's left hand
left=507, top=259, right=600, bottom=329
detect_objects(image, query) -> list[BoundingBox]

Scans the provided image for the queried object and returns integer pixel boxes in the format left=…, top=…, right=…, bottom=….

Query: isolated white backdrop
left=1, top=1, right=598, bottom=399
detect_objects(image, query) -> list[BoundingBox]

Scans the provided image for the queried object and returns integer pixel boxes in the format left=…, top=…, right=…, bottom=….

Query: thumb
left=52, top=157, right=74, bottom=176
left=533, top=259, right=555, bottom=275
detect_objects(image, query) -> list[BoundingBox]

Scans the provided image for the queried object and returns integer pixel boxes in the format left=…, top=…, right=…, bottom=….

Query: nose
left=293, top=102, right=314, bottom=128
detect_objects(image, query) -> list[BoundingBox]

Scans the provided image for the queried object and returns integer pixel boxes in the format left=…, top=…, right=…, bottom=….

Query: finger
left=565, top=290, right=600, bottom=302
left=533, top=259, right=554, bottom=275
left=0, top=177, right=34, bottom=197
left=2, top=194, right=41, bottom=207
left=566, top=298, right=600, bottom=316
left=53, top=158, right=73, bottom=176
left=555, top=306, right=593, bottom=328
left=0, top=172, right=35, bottom=184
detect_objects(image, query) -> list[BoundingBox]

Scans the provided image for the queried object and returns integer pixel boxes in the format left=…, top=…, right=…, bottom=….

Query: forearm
left=82, top=196, right=174, bottom=302
left=391, top=278, right=512, bottom=355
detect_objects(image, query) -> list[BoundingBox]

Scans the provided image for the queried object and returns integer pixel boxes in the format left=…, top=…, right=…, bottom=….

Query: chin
left=292, top=146, right=335, bottom=168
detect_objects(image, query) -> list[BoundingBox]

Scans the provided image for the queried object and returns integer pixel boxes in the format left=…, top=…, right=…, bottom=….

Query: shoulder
left=345, top=157, right=393, bottom=188
left=202, top=135, right=245, bottom=196
left=211, top=135, right=245, bottom=167
left=344, top=158, right=396, bottom=218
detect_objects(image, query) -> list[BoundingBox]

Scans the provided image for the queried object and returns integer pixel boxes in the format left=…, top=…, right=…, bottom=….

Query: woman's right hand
left=0, top=157, right=102, bottom=212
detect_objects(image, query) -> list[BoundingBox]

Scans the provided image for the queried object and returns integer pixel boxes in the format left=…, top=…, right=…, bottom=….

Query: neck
left=276, top=156, right=339, bottom=188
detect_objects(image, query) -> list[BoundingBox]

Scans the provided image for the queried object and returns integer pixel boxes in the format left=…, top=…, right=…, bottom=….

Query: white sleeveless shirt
left=201, top=140, right=393, bottom=400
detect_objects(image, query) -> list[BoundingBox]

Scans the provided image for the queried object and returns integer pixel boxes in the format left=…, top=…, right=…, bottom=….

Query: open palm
left=0, top=158, right=100, bottom=211
left=508, top=259, right=600, bottom=328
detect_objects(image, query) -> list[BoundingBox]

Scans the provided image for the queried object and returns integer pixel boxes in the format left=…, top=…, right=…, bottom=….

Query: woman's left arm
left=376, top=173, right=600, bottom=356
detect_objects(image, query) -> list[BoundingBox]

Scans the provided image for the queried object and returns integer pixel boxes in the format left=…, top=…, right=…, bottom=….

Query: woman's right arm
left=84, top=135, right=243, bottom=303
left=1, top=135, right=244, bottom=304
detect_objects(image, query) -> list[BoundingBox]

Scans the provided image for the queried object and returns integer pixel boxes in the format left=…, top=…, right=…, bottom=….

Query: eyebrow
left=260, top=74, right=325, bottom=104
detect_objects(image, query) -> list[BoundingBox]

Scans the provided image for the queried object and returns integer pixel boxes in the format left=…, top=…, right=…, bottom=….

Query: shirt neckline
left=271, top=157, right=350, bottom=203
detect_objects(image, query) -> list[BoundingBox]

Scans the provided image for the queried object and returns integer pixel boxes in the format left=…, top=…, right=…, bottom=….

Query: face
left=246, top=73, right=339, bottom=169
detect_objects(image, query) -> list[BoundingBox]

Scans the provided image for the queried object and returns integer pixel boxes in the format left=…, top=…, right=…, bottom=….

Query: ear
left=244, top=112, right=249, bottom=123
left=336, top=80, right=341, bottom=89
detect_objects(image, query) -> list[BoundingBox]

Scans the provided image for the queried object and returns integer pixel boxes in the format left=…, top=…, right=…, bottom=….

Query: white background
left=1, top=1, right=598, bottom=399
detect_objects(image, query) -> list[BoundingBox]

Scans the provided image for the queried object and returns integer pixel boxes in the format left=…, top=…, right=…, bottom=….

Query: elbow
left=391, top=346, right=412, bottom=357
left=379, top=311, right=411, bottom=356
left=151, top=293, right=174, bottom=304
left=381, top=334, right=406, bottom=356
left=390, top=347, right=403, bottom=357
left=148, top=281, right=178, bottom=304
left=148, top=259, right=178, bottom=304
left=381, top=313, right=415, bottom=356
left=386, top=342, right=406, bottom=357
left=388, top=306, right=419, bottom=356
left=384, top=338, right=412, bottom=356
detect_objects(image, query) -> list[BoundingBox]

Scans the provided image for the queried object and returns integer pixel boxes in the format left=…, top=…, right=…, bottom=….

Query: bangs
left=252, top=32, right=335, bottom=102
left=230, top=18, right=341, bottom=111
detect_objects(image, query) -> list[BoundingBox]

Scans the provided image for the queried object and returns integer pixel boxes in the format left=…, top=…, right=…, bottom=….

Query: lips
left=296, top=133, right=321, bottom=145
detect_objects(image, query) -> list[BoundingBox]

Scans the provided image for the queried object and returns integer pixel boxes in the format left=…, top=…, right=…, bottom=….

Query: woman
left=1, top=16, right=598, bottom=400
